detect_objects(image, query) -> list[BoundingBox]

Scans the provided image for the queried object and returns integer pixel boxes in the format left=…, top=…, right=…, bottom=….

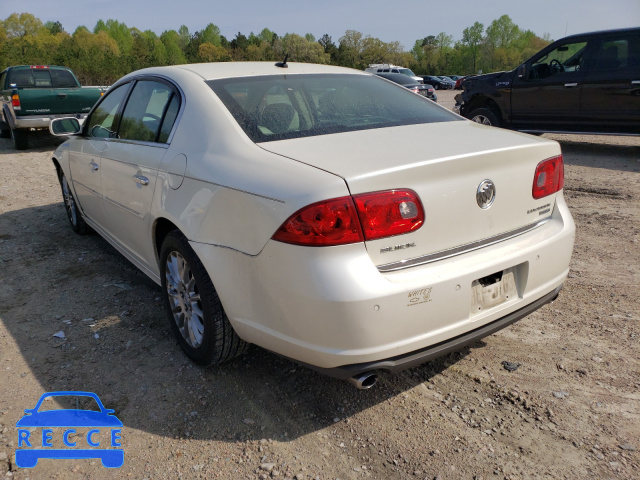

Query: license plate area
left=470, top=266, right=519, bottom=316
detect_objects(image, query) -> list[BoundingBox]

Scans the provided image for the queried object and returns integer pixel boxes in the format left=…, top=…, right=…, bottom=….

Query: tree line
left=0, top=12, right=550, bottom=85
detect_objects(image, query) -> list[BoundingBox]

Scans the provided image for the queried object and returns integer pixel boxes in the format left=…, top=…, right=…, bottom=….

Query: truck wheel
left=0, top=121, right=10, bottom=138
left=10, top=127, right=28, bottom=150
left=468, top=108, right=501, bottom=128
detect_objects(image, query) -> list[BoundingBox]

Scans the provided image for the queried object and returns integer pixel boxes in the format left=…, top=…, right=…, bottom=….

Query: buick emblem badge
left=476, top=179, right=496, bottom=209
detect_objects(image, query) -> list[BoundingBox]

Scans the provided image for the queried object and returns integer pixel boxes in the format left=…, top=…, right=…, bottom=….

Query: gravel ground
left=0, top=90, right=638, bottom=479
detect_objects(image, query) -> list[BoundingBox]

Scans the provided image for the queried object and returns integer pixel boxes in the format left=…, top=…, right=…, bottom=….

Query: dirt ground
left=0, top=90, right=638, bottom=480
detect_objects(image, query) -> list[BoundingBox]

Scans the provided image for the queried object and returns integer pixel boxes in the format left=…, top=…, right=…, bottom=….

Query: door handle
left=564, top=83, right=578, bottom=88
left=133, top=175, right=149, bottom=186
left=90, top=161, right=99, bottom=171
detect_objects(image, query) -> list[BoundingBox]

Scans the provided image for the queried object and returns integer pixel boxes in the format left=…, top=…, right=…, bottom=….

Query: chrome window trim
left=83, top=74, right=186, bottom=146
left=102, top=137, right=171, bottom=149
left=378, top=218, right=551, bottom=273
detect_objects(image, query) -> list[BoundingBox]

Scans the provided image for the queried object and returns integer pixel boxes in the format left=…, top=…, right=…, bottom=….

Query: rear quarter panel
left=149, top=68, right=350, bottom=259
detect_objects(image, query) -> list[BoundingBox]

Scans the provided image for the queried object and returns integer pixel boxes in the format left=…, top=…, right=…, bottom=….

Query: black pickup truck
left=455, top=28, right=640, bottom=135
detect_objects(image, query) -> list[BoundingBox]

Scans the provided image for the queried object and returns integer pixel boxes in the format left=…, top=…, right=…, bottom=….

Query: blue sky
left=5, top=0, right=640, bottom=50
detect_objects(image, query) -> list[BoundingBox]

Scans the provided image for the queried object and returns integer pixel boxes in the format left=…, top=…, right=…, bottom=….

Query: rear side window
left=158, top=94, right=180, bottom=143
left=119, top=80, right=179, bottom=143
left=593, top=34, right=640, bottom=70
left=208, top=73, right=457, bottom=143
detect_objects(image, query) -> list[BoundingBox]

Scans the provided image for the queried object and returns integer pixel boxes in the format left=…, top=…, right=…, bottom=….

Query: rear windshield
left=207, top=73, right=457, bottom=143
left=8, top=68, right=79, bottom=88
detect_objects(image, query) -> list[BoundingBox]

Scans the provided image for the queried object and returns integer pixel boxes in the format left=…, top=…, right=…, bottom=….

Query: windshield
left=208, top=74, right=457, bottom=143
left=398, top=68, right=417, bottom=77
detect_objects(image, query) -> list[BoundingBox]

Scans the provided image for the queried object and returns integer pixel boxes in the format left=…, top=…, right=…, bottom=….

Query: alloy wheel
left=165, top=251, right=205, bottom=348
left=472, top=115, right=493, bottom=126
left=61, top=176, right=78, bottom=226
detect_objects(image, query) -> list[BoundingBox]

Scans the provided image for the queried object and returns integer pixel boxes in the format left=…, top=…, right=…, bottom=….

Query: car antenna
left=275, top=54, right=289, bottom=68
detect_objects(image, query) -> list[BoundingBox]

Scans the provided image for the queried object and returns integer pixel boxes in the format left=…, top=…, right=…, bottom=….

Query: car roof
left=122, top=62, right=366, bottom=82
left=554, top=26, right=639, bottom=43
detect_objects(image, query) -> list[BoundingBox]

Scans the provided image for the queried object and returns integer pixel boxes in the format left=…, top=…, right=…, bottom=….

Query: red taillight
left=30, top=65, right=49, bottom=69
left=532, top=155, right=564, bottom=199
left=273, top=189, right=425, bottom=246
left=12, top=94, right=20, bottom=109
left=272, top=196, right=363, bottom=246
left=354, top=190, right=424, bottom=240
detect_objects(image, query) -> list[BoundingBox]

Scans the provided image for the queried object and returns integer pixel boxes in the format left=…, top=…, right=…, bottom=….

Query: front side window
left=86, top=83, right=130, bottom=138
left=529, top=41, right=587, bottom=79
left=119, top=80, right=177, bottom=143
left=208, top=74, right=457, bottom=143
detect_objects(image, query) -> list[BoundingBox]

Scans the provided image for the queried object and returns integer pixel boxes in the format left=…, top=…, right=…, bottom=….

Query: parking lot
left=0, top=90, right=638, bottom=479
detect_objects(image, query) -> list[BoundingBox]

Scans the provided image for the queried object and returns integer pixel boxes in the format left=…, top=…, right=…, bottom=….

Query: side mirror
left=50, top=117, right=81, bottom=136
left=517, top=64, right=527, bottom=79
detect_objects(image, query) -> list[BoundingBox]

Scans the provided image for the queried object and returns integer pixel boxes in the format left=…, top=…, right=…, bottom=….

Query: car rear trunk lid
left=259, top=121, right=561, bottom=269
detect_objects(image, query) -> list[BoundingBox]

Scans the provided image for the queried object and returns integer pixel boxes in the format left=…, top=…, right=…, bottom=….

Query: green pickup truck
left=0, top=65, right=105, bottom=150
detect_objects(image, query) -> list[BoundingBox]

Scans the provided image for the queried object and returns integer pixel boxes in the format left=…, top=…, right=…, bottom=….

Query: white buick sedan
left=50, top=62, right=575, bottom=388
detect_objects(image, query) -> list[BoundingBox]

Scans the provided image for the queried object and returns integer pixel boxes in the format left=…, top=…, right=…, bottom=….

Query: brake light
left=353, top=190, right=424, bottom=240
left=30, top=65, right=49, bottom=69
left=532, top=155, right=564, bottom=199
left=273, top=189, right=425, bottom=246
left=272, top=196, right=363, bottom=246
left=12, top=94, right=20, bottom=110
left=409, top=87, right=419, bottom=94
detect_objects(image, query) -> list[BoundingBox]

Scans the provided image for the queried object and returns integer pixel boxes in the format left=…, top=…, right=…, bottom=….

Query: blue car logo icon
left=15, top=391, right=123, bottom=468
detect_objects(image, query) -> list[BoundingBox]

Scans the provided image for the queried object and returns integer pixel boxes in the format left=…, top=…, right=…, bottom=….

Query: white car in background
left=50, top=62, right=575, bottom=389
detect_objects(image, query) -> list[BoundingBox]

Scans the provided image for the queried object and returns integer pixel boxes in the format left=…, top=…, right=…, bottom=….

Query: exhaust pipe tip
left=348, top=372, right=378, bottom=390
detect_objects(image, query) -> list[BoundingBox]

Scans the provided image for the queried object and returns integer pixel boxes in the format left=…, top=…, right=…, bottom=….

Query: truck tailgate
left=16, top=88, right=102, bottom=116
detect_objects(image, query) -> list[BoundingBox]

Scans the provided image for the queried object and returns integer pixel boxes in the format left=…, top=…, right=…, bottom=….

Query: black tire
left=10, top=127, right=28, bottom=150
left=468, top=107, right=502, bottom=127
left=0, top=112, right=10, bottom=138
left=160, top=231, right=248, bottom=366
left=59, top=171, right=91, bottom=234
